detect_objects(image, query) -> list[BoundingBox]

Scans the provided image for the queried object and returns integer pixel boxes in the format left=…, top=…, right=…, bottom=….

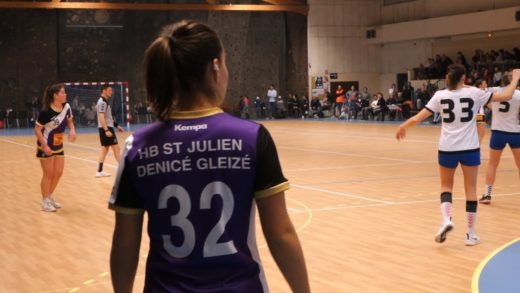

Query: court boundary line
left=291, top=183, right=395, bottom=204
left=287, top=192, right=520, bottom=214
left=471, top=237, right=520, bottom=293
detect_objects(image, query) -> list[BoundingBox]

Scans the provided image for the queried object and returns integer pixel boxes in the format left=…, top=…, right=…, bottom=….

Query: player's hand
left=117, top=126, right=124, bottom=133
left=43, top=145, right=53, bottom=156
left=512, top=69, right=520, bottom=81
left=105, top=130, right=113, bottom=138
left=69, top=129, right=76, bottom=142
left=396, top=126, right=406, bottom=141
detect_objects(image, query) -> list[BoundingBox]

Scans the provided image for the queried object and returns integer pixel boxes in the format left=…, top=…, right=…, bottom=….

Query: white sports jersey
left=425, top=86, right=492, bottom=152
left=488, top=87, right=520, bottom=133
left=96, top=96, right=114, bottom=128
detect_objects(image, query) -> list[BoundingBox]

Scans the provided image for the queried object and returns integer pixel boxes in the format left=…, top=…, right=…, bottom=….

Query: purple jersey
left=109, top=108, right=288, bottom=292
left=36, top=103, right=72, bottom=153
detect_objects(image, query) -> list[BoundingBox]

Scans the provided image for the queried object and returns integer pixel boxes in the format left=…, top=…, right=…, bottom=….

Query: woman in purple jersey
left=396, top=65, right=520, bottom=246
left=109, top=20, right=310, bottom=293
left=35, top=83, right=76, bottom=212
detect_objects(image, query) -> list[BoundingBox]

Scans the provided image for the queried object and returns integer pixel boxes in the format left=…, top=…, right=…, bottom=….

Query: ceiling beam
left=0, top=1, right=309, bottom=15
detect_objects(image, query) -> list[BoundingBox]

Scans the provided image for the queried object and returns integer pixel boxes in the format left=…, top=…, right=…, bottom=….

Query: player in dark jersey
left=109, top=20, right=310, bottom=293
left=396, top=65, right=520, bottom=246
left=35, top=83, right=76, bottom=212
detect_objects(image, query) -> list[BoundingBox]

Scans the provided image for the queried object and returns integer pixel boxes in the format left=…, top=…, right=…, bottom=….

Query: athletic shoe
left=48, top=196, right=62, bottom=209
left=434, top=221, right=454, bottom=243
left=96, top=171, right=111, bottom=178
left=479, top=195, right=491, bottom=204
left=465, top=233, right=481, bottom=246
left=41, top=198, right=57, bottom=212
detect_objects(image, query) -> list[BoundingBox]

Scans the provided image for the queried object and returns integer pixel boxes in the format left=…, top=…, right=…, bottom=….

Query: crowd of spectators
left=414, top=48, right=520, bottom=86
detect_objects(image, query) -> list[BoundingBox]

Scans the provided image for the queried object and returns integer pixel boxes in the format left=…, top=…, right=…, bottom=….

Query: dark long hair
left=501, top=73, right=512, bottom=87
left=144, top=20, right=223, bottom=120
left=42, top=83, right=64, bottom=110
left=446, top=64, right=466, bottom=90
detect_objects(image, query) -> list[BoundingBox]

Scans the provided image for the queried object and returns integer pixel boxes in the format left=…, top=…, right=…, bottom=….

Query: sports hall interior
left=1, top=1, right=520, bottom=292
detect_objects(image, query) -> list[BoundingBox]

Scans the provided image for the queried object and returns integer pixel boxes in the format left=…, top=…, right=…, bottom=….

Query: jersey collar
left=169, top=107, right=223, bottom=119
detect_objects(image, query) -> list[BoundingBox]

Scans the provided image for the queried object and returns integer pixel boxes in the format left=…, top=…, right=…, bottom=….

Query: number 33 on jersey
left=425, top=86, right=492, bottom=152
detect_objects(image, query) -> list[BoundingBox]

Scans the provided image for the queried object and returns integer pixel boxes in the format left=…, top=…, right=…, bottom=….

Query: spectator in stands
left=514, top=47, right=520, bottom=61
left=388, top=83, right=397, bottom=99
left=426, top=80, right=437, bottom=96
left=310, top=96, right=323, bottom=118
left=417, top=64, right=428, bottom=79
left=373, top=92, right=388, bottom=121
left=360, top=86, right=370, bottom=101
left=347, top=85, right=359, bottom=120
left=254, top=96, right=262, bottom=119
left=30, top=96, right=40, bottom=122
left=300, top=95, right=309, bottom=118
left=456, top=51, right=467, bottom=68
left=240, top=95, right=250, bottom=119
left=267, top=84, right=277, bottom=119
left=333, top=85, right=345, bottom=118
left=493, top=66, right=503, bottom=86
left=387, top=92, right=399, bottom=121
left=440, top=54, right=453, bottom=76
left=321, top=95, right=331, bottom=113
left=276, top=95, right=286, bottom=118
left=360, top=93, right=371, bottom=120
left=83, top=102, right=97, bottom=126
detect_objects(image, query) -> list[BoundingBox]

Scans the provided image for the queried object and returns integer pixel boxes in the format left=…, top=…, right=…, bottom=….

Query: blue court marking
left=472, top=238, right=520, bottom=293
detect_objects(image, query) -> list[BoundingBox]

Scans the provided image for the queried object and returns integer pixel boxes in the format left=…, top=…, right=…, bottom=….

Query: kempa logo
left=174, top=124, right=208, bottom=132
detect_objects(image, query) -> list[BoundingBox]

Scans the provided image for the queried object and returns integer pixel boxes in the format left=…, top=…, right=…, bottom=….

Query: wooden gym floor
left=0, top=120, right=519, bottom=293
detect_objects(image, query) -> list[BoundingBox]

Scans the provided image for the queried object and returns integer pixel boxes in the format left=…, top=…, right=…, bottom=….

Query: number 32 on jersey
left=158, top=181, right=238, bottom=258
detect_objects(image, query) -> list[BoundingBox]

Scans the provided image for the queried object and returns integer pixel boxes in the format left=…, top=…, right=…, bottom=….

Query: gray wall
left=0, top=8, right=307, bottom=115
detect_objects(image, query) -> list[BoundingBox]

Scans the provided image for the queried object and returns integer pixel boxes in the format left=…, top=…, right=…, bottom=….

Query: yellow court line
left=471, top=237, right=520, bottom=293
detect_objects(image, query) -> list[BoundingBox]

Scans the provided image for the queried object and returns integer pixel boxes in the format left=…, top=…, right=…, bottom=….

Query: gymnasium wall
left=307, top=0, right=381, bottom=94
left=308, top=0, right=520, bottom=96
left=0, top=8, right=308, bottom=114
left=381, top=0, right=520, bottom=24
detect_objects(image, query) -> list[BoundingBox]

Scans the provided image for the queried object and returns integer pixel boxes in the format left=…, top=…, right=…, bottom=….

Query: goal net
left=64, top=81, right=130, bottom=128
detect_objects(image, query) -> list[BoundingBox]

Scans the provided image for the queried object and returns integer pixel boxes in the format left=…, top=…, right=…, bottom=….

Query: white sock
left=484, top=184, right=493, bottom=197
left=467, top=212, right=477, bottom=235
left=441, top=202, right=452, bottom=223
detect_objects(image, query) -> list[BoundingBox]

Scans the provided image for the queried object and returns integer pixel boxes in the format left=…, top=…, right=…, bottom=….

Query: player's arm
left=34, top=123, right=52, bottom=155
left=67, top=115, right=76, bottom=142
left=396, top=108, right=432, bottom=140
left=110, top=212, right=143, bottom=293
left=491, top=69, right=520, bottom=102
left=257, top=192, right=311, bottom=293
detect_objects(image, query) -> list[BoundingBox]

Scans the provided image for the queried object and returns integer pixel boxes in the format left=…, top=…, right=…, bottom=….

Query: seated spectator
left=300, top=95, right=309, bottom=118
left=310, top=96, right=323, bottom=118
left=387, top=93, right=401, bottom=121
left=360, top=94, right=371, bottom=120
left=254, top=96, right=263, bottom=119
left=493, top=66, right=502, bottom=86
left=373, top=92, right=388, bottom=121
left=275, top=95, right=286, bottom=118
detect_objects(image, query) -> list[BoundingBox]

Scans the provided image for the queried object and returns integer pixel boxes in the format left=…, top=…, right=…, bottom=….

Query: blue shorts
left=490, top=130, right=520, bottom=150
left=438, top=149, right=480, bottom=169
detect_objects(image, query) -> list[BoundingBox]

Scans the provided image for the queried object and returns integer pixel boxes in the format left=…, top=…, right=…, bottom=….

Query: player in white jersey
left=396, top=64, right=520, bottom=246
left=475, top=79, right=488, bottom=144
left=479, top=74, right=520, bottom=204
